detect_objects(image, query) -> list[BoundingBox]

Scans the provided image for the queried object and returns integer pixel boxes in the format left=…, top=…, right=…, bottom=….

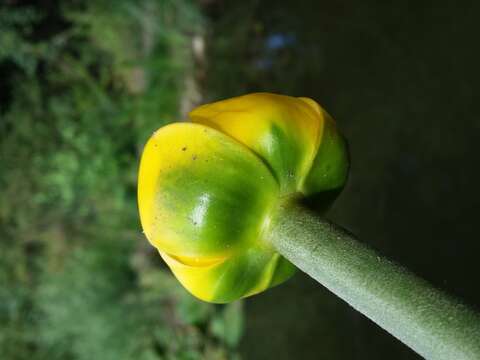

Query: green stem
left=268, top=198, right=480, bottom=360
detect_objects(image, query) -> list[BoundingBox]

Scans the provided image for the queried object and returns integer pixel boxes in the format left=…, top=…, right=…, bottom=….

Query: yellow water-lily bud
left=138, top=93, right=348, bottom=303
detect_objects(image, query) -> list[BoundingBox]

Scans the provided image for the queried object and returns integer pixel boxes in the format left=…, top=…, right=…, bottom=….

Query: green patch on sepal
left=302, top=116, right=349, bottom=195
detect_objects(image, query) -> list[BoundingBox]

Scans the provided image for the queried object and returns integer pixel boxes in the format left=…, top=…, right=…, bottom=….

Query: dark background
left=1, top=1, right=479, bottom=359
left=215, top=1, right=480, bottom=359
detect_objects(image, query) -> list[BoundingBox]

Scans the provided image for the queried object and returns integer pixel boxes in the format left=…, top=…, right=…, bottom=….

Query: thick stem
left=268, top=198, right=480, bottom=360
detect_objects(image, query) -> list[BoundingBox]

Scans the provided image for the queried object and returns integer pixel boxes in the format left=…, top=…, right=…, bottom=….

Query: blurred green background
left=1, top=1, right=479, bottom=359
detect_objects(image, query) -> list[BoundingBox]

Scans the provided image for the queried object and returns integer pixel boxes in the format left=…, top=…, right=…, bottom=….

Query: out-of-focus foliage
left=0, top=1, right=243, bottom=359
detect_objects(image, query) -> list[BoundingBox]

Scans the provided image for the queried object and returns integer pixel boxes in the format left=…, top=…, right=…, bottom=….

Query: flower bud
left=138, top=93, right=348, bottom=303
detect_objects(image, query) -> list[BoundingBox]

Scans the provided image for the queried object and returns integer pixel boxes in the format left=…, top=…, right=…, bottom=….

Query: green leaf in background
left=0, top=1, right=243, bottom=359
left=177, top=294, right=213, bottom=326
left=210, top=302, right=245, bottom=348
